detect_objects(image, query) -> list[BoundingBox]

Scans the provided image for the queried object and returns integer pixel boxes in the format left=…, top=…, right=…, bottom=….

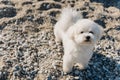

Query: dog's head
left=67, top=19, right=103, bottom=45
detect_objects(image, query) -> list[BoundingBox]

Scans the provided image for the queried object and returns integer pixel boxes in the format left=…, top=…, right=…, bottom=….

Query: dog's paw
left=63, top=67, right=72, bottom=74
left=63, top=63, right=73, bottom=73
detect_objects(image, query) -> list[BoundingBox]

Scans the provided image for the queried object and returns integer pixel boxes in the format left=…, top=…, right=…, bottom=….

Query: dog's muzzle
left=85, top=36, right=91, bottom=42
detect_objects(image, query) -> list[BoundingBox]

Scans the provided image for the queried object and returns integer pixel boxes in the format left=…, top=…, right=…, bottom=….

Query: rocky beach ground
left=0, top=0, right=120, bottom=80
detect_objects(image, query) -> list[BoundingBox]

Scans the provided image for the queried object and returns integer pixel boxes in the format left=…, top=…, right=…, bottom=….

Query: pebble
left=115, top=77, right=120, bottom=80
left=52, top=60, right=62, bottom=69
left=49, top=11, right=60, bottom=17
left=48, top=41, right=55, bottom=46
left=74, top=76, right=79, bottom=79
left=33, top=62, right=38, bottom=67
left=47, top=74, right=52, bottom=80
left=0, top=7, right=16, bottom=18
left=34, top=17, right=44, bottom=24
left=39, top=2, right=61, bottom=10
left=74, top=70, right=80, bottom=76
left=53, top=0, right=61, bottom=2
left=51, top=76, right=56, bottom=79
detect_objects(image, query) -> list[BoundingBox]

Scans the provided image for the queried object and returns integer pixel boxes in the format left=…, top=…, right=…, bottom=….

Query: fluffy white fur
left=54, top=8, right=103, bottom=73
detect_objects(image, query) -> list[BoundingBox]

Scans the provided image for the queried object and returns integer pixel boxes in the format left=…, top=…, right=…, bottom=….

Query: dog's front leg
left=63, top=54, right=74, bottom=73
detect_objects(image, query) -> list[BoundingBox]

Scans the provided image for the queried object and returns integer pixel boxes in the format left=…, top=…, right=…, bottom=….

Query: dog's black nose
left=86, top=36, right=90, bottom=40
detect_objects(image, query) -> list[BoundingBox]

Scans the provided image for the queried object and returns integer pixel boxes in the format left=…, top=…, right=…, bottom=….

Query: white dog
left=54, top=8, right=103, bottom=73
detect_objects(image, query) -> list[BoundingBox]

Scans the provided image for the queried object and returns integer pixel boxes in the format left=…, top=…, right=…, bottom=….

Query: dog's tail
left=55, top=7, right=82, bottom=32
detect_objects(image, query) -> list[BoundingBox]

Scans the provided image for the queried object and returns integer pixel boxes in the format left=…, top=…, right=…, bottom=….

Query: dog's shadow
left=70, top=52, right=119, bottom=80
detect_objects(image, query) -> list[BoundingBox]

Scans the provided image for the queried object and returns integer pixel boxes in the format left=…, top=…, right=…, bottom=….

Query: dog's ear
left=96, top=25, right=104, bottom=41
left=66, top=26, right=75, bottom=40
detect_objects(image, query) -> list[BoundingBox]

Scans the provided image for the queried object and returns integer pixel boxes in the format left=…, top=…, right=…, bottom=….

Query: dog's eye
left=89, top=31, right=94, bottom=34
left=80, top=31, right=84, bottom=34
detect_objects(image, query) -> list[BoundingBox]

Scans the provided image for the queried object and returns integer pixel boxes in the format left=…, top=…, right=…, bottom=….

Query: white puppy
left=54, top=8, right=103, bottom=73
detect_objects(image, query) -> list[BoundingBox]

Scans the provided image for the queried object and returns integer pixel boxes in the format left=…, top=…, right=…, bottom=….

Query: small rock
left=74, top=76, right=79, bottom=79
left=52, top=60, right=61, bottom=69
left=22, top=1, right=33, bottom=5
left=1, top=0, right=14, bottom=5
left=51, top=75, right=56, bottom=79
left=47, top=75, right=52, bottom=80
left=53, top=0, right=61, bottom=2
left=33, top=63, right=38, bottom=67
left=51, top=18, right=57, bottom=25
left=115, top=77, right=120, bottom=80
left=0, top=7, right=16, bottom=18
left=38, top=3, right=61, bottom=10
left=34, top=17, right=44, bottom=24
left=49, top=11, right=60, bottom=17
left=74, top=70, right=80, bottom=76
